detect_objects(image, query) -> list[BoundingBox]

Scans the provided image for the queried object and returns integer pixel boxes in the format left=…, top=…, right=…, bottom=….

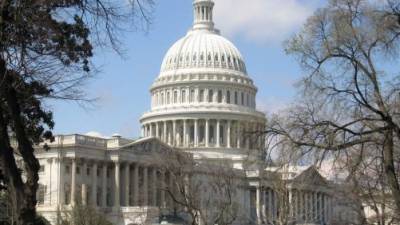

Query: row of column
left=151, top=86, right=255, bottom=109
left=142, top=119, right=264, bottom=149
left=64, top=158, right=176, bottom=208
left=255, top=187, right=332, bottom=224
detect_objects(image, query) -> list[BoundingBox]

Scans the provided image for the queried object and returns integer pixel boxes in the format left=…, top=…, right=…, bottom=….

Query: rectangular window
left=199, top=89, right=204, bottom=102
left=227, top=90, right=231, bottom=104
left=217, top=90, right=222, bottom=103
left=39, top=165, right=45, bottom=173
left=76, top=166, right=80, bottom=175
left=208, top=90, right=213, bottom=103
left=241, top=92, right=244, bottom=105
left=181, top=90, right=186, bottom=103
left=234, top=92, right=238, bottom=104
left=87, top=167, right=91, bottom=176
left=65, top=165, right=70, bottom=174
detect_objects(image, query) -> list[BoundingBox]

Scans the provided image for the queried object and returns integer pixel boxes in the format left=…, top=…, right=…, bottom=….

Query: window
left=208, top=90, right=213, bottom=103
left=227, top=90, right=231, bottom=103
left=190, top=89, right=195, bottom=103
left=246, top=94, right=250, bottom=106
left=87, top=167, right=91, bottom=176
left=241, top=92, right=244, bottom=105
left=76, top=166, right=80, bottom=174
left=234, top=92, right=238, bottom=104
left=174, top=91, right=178, bottom=103
left=37, top=184, right=46, bottom=205
left=65, top=165, right=70, bottom=174
left=217, top=90, right=222, bottom=103
left=181, top=90, right=186, bottom=103
left=39, top=165, right=45, bottom=173
left=166, top=92, right=170, bottom=104
left=161, top=93, right=164, bottom=105
left=199, top=89, right=204, bottom=102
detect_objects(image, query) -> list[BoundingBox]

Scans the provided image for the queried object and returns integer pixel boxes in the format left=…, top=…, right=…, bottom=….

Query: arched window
left=208, top=90, right=214, bottom=103
left=227, top=90, right=231, bottom=104
left=217, top=90, right=222, bottom=103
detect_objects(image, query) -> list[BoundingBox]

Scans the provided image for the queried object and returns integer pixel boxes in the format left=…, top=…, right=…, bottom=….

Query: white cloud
left=214, top=0, right=318, bottom=43
left=256, top=96, right=290, bottom=115
left=85, top=131, right=109, bottom=139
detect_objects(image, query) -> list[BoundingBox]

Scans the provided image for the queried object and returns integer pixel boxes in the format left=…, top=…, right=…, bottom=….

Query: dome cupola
left=193, top=0, right=216, bottom=32
left=140, top=0, right=266, bottom=167
left=158, top=0, right=248, bottom=77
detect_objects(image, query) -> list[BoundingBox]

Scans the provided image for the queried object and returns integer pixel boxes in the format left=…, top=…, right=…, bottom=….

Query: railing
left=48, top=134, right=108, bottom=148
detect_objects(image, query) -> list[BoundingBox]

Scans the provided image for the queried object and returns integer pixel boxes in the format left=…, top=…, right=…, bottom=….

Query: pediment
left=119, top=137, right=173, bottom=154
left=293, top=166, right=328, bottom=186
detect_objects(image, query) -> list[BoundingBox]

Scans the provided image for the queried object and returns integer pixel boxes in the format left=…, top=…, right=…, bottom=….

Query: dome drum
left=140, top=0, right=266, bottom=161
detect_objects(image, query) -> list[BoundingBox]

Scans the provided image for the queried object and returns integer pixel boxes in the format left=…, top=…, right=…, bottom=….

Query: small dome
left=159, top=30, right=247, bottom=76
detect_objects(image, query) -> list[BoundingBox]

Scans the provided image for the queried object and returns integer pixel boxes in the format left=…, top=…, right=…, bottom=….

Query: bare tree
left=0, top=0, right=153, bottom=224
left=150, top=149, right=249, bottom=225
left=265, top=0, right=400, bottom=218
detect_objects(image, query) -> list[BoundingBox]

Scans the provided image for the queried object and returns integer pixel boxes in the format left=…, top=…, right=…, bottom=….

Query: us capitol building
left=33, top=1, right=346, bottom=224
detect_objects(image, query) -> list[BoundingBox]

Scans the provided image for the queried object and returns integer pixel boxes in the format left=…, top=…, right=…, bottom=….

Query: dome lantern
left=193, top=0, right=215, bottom=32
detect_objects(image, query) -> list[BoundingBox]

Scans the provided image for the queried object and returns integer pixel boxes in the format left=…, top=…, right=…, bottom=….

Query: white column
left=173, top=120, right=177, bottom=146
left=163, top=121, right=167, bottom=143
left=70, top=159, right=76, bottom=206
left=205, top=119, right=209, bottom=147
left=143, top=166, right=148, bottom=206
left=237, top=122, right=241, bottom=148
left=256, top=186, right=261, bottom=225
left=114, top=161, right=120, bottom=207
left=227, top=120, right=231, bottom=148
left=183, top=120, right=187, bottom=147
left=216, top=120, right=220, bottom=147
left=194, top=119, right=198, bottom=147
left=152, top=168, right=157, bottom=206
left=57, top=158, right=65, bottom=205
left=102, top=163, right=107, bottom=207
left=133, top=164, right=139, bottom=206
left=268, top=189, right=272, bottom=219
left=245, top=123, right=250, bottom=149
left=91, top=162, right=98, bottom=206
left=82, top=161, right=87, bottom=204
left=124, top=164, right=130, bottom=206
left=149, top=123, right=153, bottom=137
left=323, top=194, right=327, bottom=223
left=161, top=171, right=166, bottom=208
left=156, top=122, right=160, bottom=139
left=82, top=184, right=87, bottom=206
left=262, top=188, right=266, bottom=223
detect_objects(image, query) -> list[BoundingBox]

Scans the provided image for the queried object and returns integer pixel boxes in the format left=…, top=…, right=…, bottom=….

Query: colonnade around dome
left=141, top=119, right=265, bottom=150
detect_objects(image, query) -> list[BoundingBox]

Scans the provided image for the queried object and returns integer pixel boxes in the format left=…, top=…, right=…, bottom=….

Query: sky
left=49, top=0, right=324, bottom=139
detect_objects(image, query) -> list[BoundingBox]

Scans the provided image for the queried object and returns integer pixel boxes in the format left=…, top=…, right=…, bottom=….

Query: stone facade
left=32, top=1, right=338, bottom=225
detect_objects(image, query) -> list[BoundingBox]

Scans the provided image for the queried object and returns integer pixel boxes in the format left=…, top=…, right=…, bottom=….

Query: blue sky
left=49, top=0, right=323, bottom=138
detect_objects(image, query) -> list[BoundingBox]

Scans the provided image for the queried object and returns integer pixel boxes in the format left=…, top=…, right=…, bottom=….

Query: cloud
left=256, top=96, right=290, bottom=115
left=214, top=0, right=319, bottom=43
left=85, top=131, right=109, bottom=139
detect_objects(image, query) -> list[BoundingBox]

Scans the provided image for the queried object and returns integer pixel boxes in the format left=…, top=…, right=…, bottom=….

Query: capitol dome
left=140, top=0, right=266, bottom=168
left=160, top=31, right=247, bottom=76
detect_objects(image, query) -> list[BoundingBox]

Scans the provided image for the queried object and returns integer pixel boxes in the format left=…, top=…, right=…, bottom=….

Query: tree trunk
left=0, top=60, right=40, bottom=225
left=382, top=129, right=400, bottom=216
